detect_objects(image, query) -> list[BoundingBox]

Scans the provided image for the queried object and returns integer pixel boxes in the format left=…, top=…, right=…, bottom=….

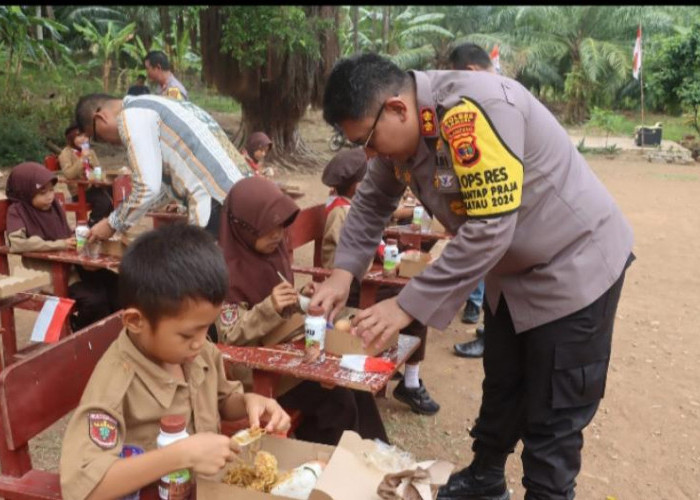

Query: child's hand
left=243, top=393, right=291, bottom=435
left=271, top=282, right=298, bottom=314
left=64, top=236, right=77, bottom=249
left=299, top=281, right=317, bottom=297
left=177, top=432, right=237, bottom=476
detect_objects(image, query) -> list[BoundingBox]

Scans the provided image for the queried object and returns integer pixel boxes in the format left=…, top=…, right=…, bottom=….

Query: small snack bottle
left=157, top=415, right=192, bottom=500
left=93, top=164, right=103, bottom=181
left=80, top=142, right=92, bottom=179
left=383, top=238, right=399, bottom=278
left=411, top=206, right=425, bottom=231
left=304, top=305, right=327, bottom=363
left=75, top=220, right=89, bottom=254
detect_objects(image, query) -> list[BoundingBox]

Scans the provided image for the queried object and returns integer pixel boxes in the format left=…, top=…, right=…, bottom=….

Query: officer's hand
left=88, top=218, right=115, bottom=243
left=309, top=269, right=354, bottom=324
left=177, top=433, right=236, bottom=476
left=351, top=297, right=414, bottom=352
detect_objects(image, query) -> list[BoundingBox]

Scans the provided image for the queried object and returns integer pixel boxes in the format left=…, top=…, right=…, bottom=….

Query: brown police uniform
left=59, top=329, right=242, bottom=500
left=332, top=70, right=634, bottom=498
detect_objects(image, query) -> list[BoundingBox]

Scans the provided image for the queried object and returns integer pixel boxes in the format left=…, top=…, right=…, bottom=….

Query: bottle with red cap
left=304, top=305, right=326, bottom=363
left=157, top=415, right=192, bottom=500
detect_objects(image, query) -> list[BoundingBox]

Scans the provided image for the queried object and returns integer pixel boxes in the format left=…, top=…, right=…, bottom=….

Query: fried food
left=334, top=318, right=352, bottom=333
left=223, top=450, right=280, bottom=492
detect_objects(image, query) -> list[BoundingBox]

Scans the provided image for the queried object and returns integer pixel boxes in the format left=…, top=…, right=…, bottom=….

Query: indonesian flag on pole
left=30, top=296, right=74, bottom=343
left=632, top=24, right=642, bottom=80
left=490, top=44, right=501, bottom=74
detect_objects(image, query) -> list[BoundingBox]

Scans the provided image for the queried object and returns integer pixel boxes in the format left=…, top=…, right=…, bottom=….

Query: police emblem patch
left=88, top=412, right=119, bottom=449
left=220, top=303, right=238, bottom=327
left=419, top=107, right=438, bottom=136
left=437, top=174, right=455, bottom=188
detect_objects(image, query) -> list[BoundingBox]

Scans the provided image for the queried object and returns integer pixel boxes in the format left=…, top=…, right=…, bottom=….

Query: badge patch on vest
left=419, top=107, right=438, bottom=136
left=88, top=412, right=119, bottom=449
left=440, top=98, right=523, bottom=217
left=220, top=303, right=239, bottom=327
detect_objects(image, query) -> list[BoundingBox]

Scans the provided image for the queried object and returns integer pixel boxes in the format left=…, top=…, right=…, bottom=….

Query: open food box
left=198, top=430, right=453, bottom=500
left=398, top=238, right=449, bottom=278
left=262, top=309, right=398, bottom=357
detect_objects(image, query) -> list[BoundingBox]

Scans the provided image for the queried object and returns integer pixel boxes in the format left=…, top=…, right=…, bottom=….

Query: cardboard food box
left=398, top=239, right=449, bottom=279
left=0, top=268, right=51, bottom=298
left=198, top=431, right=453, bottom=500
left=100, top=236, right=127, bottom=258
left=325, top=308, right=398, bottom=357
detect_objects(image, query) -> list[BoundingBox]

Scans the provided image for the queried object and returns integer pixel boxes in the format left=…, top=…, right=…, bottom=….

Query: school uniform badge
left=440, top=97, right=524, bottom=218
left=220, top=303, right=238, bottom=327
left=88, top=412, right=119, bottom=449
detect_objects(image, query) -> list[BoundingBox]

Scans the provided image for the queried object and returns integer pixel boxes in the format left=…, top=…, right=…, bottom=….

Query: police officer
left=311, top=53, right=634, bottom=500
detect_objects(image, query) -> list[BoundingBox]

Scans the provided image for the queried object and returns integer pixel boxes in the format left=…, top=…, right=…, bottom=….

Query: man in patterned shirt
left=74, top=93, right=252, bottom=241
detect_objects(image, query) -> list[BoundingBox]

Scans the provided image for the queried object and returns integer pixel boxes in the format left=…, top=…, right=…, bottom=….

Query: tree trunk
left=352, top=6, right=359, bottom=53
left=35, top=6, right=43, bottom=41
left=103, top=59, right=112, bottom=92
left=189, top=14, right=198, bottom=54
left=159, top=6, right=173, bottom=52
left=382, top=6, right=391, bottom=53
left=200, top=6, right=340, bottom=170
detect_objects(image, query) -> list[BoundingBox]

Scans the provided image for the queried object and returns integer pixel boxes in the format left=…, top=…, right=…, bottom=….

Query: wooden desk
left=291, top=263, right=410, bottom=309
left=58, top=175, right=132, bottom=221
left=218, top=334, right=420, bottom=398
left=146, top=210, right=188, bottom=228
left=21, top=249, right=120, bottom=297
left=384, top=224, right=452, bottom=251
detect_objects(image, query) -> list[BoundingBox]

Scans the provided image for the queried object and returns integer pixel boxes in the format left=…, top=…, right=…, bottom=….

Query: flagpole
left=640, top=24, right=645, bottom=147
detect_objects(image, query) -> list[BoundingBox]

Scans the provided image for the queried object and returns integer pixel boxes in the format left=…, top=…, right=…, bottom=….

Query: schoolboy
left=60, top=224, right=290, bottom=500
left=320, top=148, right=440, bottom=415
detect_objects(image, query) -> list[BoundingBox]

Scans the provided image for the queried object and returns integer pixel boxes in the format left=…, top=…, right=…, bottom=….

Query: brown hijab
left=245, top=132, right=272, bottom=156
left=6, top=162, right=73, bottom=240
left=219, top=177, right=300, bottom=305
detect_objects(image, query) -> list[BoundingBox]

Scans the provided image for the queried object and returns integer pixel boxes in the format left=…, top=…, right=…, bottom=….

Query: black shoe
left=454, top=337, right=485, bottom=358
left=393, top=378, right=440, bottom=415
left=461, top=301, right=480, bottom=324
left=391, top=370, right=404, bottom=381
left=437, top=463, right=509, bottom=500
left=476, top=325, right=485, bottom=338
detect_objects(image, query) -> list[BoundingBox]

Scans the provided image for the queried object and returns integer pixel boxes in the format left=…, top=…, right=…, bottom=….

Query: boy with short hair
left=321, top=148, right=440, bottom=416
left=60, top=224, right=290, bottom=500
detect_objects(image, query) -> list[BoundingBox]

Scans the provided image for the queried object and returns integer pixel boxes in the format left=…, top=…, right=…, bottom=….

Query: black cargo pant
left=470, top=257, right=631, bottom=499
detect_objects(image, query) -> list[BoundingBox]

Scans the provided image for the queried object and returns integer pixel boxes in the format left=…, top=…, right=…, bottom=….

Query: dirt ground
left=8, top=109, right=700, bottom=499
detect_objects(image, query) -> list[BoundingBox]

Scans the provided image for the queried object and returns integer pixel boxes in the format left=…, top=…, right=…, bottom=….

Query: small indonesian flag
left=30, top=296, right=75, bottom=343
left=632, top=25, right=642, bottom=80
left=340, top=355, right=396, bottom=373
left=490, top=44, right=501, bottom=74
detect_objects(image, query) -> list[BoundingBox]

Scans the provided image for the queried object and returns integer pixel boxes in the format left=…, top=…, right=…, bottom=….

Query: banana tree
left=73, top=19, right=136, bottom=92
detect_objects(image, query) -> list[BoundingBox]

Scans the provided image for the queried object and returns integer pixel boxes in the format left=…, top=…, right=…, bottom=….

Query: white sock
left=404, top=363, right=420, bottom=389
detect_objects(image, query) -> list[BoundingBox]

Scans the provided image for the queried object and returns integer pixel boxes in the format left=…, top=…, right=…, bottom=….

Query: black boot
left=454, top=336, right=485, bottom=358
left=437, top=454, right=509, bottom=500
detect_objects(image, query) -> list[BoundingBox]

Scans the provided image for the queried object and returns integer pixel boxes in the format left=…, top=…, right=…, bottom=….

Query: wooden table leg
left=50, top=262, right=70, bottom=298
left=0, top=315, right=17, bottom=369
left=252, top=369, right=280, bottom=398
left=76, top=184, right=88, bottom=222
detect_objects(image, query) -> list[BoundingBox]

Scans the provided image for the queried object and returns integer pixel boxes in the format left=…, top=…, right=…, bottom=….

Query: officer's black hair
left=144, top=50, right=170, bottom=71
left=448, top=42, right=493, bottom=70
left=323, top=52, right=411, bottom=128
left=74, top=93, right=119, bottom=133
left=119, top=224, right=228, bottom=327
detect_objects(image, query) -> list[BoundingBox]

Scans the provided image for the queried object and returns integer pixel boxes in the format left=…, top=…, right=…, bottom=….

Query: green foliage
left=188, top=87, right=241, bottom=114
left=220, top=7, right=321, bottom=67
left=586, top=107, right=626, bottom=146
left=645, top=24, right=700, bottom=134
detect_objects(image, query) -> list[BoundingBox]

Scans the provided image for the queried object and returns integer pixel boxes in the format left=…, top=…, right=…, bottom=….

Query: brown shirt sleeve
left=7, top=228, right=69, bottom=253
left=58, top=147, right=84, bottom=180
left=215, top=296, right=286, bottom=346
left=321, top=205, right=348, bottom=269
left=60, top=353, right=131, bottom=500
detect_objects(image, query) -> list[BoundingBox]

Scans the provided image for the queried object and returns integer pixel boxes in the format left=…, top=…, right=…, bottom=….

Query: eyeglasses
left=91, top=107, right=101, bottom=144
left=349, top=102, right=386, bottom=149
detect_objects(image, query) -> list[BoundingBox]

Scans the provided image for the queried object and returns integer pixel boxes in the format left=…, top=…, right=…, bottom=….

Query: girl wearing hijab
left=5, top=162, right=119, bottom=330
left=57, top=123, right=113, bottom=227
left=242, top=132, right=274, bottom=177
left=216, top=176, right=389, bottom=446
